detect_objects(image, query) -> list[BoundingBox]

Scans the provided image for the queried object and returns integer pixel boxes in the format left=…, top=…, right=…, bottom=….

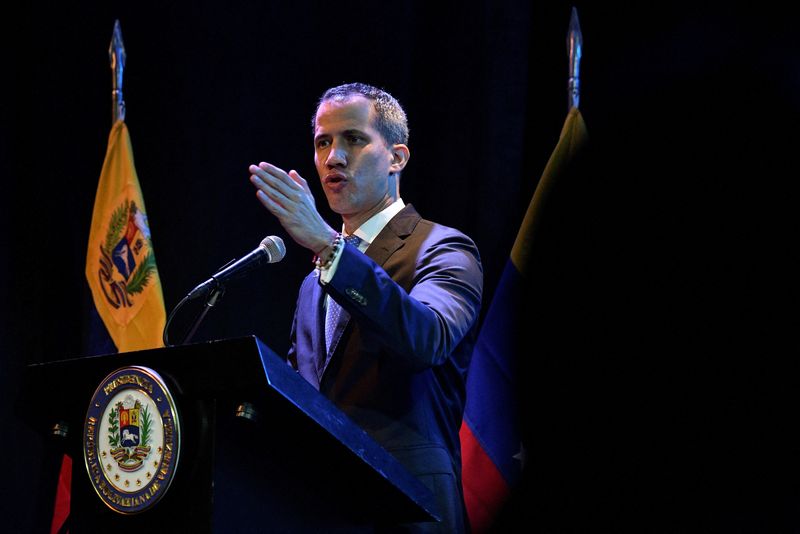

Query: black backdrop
left=2, top=1, right=798, bottom=531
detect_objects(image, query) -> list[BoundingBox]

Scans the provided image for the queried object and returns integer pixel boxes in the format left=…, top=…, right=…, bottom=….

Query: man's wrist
left=313, top=233, right=342, bottom=270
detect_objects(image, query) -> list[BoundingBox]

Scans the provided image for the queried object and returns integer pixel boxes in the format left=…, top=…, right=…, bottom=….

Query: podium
left=22, top=336, right=439, bottom=532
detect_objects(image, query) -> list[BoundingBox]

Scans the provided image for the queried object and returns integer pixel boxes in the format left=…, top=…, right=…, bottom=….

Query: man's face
left=313, top=96, right=397, bottom=219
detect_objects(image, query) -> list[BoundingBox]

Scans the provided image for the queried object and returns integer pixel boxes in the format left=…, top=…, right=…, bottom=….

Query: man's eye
left=316, top=139, right=330, bottom=149
left=347, top=135, right=364, bottom=144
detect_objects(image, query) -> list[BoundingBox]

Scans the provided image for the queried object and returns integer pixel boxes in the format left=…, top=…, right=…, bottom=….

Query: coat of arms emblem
left=109, top=395, right=152, bottom=471
left=94, top=198, right=158, bottom=319
left=84, top=366, right=180, bottom=514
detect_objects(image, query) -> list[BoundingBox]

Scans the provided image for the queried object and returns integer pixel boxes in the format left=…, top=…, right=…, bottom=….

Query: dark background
left=2, top=1, right=798, bottom=531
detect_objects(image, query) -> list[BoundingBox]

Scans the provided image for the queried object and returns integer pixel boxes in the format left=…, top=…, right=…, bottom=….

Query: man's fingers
left=250, top=172, right=294, bottom=206
left=251, top=162, right=307, bottom=204
left=255, top=189, right=289, bottom=218
left=288, top=169, right=312, bottom=194
left=258, top=162, right=304, bottom=190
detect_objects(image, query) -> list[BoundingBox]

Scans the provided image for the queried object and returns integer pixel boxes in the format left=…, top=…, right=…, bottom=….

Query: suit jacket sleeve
left=324, top=221, right=483, bottom=371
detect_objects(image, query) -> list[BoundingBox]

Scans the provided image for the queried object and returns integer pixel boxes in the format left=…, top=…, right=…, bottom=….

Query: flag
left=85, top=119, right=166, bottom=353
left=49, top=453, right=72, bottom=534
left=50, top=119, right=167, bottom=534
left=460, top=106, right=588, bottom=532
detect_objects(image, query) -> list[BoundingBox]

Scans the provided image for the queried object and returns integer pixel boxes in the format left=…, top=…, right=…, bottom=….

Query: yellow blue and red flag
left=85, top=119, right=166, bottom=353
left=50, top=119, right=166, bottom=534
left=460, top=106, right=588, bottom=532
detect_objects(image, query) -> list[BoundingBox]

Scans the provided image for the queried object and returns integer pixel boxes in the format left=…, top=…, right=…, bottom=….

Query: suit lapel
left=365, top=204, right=420, bottom=266
left=320, top=204, right=422, bottom=379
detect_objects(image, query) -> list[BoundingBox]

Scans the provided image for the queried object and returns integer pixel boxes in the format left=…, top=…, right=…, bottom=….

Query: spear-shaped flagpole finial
left=109, top=19, right=127, bottom=122
left=567, top=6, right=583, bottom=111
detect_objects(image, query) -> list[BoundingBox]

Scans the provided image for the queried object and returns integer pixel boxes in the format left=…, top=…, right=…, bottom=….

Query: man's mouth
left=324, top=172, right=347, bottom=186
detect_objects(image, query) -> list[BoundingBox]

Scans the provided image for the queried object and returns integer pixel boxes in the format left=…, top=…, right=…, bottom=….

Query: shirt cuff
left=317, top=236, right=345, bottom=285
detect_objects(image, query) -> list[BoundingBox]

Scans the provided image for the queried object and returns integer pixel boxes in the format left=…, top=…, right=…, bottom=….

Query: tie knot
left=345, top=234, right=362, bottom=247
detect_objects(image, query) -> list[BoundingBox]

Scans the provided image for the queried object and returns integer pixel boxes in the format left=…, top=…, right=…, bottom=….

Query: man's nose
left=326, top=143, right=346, bottom=167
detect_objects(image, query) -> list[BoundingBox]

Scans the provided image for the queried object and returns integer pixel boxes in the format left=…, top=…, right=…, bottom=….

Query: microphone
left=186, top=235, right=286, bottom=300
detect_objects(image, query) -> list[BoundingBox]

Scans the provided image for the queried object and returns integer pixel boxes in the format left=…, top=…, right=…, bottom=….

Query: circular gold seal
left=83, top=366, right=180, bottom=514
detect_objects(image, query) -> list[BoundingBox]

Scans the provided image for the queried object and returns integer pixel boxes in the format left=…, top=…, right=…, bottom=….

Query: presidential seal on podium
left=83, top=366, right=181, bottom=514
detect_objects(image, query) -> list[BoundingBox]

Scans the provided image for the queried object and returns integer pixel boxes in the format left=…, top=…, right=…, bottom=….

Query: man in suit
left=249, top=82, right=483, bottom=532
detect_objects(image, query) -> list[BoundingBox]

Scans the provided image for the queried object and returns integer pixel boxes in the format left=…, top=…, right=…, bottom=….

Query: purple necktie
left=324, top=234, right=362, bottom=352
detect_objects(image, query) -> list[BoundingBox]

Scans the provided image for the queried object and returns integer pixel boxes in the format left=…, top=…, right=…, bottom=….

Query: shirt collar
left=344, top=198, right=405, bottom=248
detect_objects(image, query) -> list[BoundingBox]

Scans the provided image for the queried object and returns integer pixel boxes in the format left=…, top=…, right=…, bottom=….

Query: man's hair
left=312, top=82, right=409, bottom=146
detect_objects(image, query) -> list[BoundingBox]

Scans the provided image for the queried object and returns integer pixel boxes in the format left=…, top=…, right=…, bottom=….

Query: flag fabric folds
left=460, top=106, right=588, bottom=532
left=85, top=119, right=166, bottom=353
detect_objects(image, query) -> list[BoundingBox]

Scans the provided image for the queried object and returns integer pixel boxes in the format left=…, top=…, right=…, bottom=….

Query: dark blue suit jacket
left=287, top=204, right=483, bottom=532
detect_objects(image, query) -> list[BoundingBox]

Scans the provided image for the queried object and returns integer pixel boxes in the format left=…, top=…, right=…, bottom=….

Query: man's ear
left=390, top=144, right=410, bottom=173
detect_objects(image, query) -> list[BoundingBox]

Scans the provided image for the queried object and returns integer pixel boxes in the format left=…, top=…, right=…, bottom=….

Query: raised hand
left=249, top=162, right=337, bottom=255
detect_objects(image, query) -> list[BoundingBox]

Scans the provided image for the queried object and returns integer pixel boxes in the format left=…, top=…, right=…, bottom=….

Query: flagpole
left=567, top=7, right=582, bottom=111
left=109, top=19, right=126, bottom=122
left=50, top=22, right=131, bottom=533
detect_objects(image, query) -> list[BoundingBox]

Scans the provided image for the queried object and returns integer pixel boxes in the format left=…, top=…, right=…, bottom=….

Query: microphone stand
left=162, top=282, right=225, bottom=347
left=182, top=283, right=224, bottom=345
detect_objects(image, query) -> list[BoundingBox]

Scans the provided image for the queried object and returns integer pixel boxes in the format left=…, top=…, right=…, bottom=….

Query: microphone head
left=260, top=235, right=286, bottom=263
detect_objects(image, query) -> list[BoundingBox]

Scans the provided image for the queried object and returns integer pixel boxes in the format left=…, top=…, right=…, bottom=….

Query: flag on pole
left=460, top=106, right=588, bottom=532
left=85, top=119, right=166, bottom=353
left=52, top=119, right=166, bottom=534
left=52, top=21, right=166, bottom=534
